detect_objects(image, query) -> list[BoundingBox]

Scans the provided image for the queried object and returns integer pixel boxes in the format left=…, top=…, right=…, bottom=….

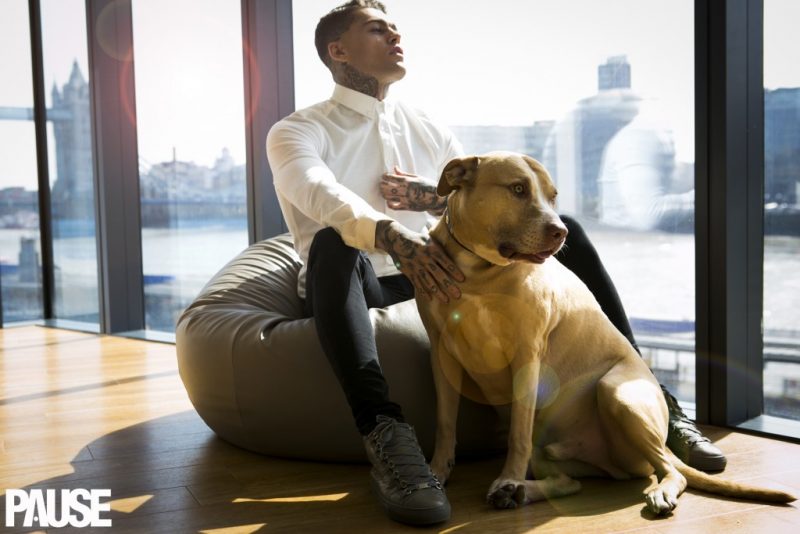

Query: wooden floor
left=0, top=326, right=798, bottom=533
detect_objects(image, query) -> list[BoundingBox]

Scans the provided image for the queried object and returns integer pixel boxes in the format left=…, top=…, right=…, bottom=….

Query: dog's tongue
left=499, top=244, right=550, bottom=264
left=514, top=252, right=549, bottom=264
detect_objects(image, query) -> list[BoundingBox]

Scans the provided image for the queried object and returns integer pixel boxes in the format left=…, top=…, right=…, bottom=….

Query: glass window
left=131, top=0, right=249, bottom=332
left=763, top=0, right=800, bottom=421
left=0, top=0, right=44, bottom=324
left=293, top=1, right=696, bottom=407
left=40, top=0, right=100, bottom=325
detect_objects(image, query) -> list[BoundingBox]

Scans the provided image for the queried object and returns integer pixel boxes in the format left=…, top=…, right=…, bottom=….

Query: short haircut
left=314, top=0, right=387, bottom=68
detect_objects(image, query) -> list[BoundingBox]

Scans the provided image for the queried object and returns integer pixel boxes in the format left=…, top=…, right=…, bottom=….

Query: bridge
left=0, top=106, right=72, bottom=121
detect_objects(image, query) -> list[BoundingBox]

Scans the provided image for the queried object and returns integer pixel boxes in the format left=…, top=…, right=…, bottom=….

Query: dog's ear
left=437, top=156, right=480, bottom=196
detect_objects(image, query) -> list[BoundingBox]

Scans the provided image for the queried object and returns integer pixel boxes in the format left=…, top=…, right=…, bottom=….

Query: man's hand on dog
left=380, top=166, right=447, bottom=215
left=375, top=220, right=464, bottom=303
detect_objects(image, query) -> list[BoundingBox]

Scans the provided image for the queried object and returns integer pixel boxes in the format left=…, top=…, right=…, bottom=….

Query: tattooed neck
left=334, top=63, right=386, bottom=100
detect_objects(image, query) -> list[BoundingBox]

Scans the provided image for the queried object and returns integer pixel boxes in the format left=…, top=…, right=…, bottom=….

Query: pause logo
left=5, top=489, right=112, bottom=528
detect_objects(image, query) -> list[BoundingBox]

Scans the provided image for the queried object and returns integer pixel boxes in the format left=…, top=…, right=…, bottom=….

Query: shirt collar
left=332, top=84, right=390, bottom=119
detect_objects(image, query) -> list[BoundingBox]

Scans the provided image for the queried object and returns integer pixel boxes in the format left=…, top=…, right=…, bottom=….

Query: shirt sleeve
left=266, top=117, right=392, bottom=252
left=442, top=124, right=465, bottom=164
left=424, top=111, right=465, bottom=178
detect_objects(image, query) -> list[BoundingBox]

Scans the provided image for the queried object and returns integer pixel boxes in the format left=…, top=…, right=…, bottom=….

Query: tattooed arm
left=375, top=220, right=464, bottom=303
left=380, top=167, right=448, bottom=216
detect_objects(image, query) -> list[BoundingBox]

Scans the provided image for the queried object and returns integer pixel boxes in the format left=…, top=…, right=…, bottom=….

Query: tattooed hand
left=375, top=220, right=464, bottom=303
left=380, top=166, right=448, bottom=216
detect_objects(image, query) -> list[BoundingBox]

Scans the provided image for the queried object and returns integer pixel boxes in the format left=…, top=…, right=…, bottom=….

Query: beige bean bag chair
left=176, top=233, right=508, bottom=462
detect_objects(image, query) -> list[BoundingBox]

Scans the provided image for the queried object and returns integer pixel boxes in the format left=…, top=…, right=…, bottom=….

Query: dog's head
left=438, top=152, right=568, bottom=266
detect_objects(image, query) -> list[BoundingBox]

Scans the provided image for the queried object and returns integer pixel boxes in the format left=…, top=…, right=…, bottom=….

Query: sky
left=1, top=0, right=799, bottom=191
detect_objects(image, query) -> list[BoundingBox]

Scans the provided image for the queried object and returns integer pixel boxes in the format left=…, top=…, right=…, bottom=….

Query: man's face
left=331, top=8, right=405, bottom=85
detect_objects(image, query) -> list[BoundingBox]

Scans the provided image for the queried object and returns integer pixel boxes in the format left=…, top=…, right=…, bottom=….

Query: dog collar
left=443, top=204, right=481, bottom=259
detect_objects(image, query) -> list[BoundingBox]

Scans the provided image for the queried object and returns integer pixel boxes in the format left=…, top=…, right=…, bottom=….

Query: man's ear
left=437, top=156, right=480, bottom=196
left=327, top=41, right=348, bottom=64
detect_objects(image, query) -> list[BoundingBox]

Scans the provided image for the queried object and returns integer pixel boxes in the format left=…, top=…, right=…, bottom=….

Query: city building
left=598, top=55, right=632, bottom=92
left=765, top=88, right=800, bottom=235
left=49, top=60, right=95, bottom=231
left=543, top=56, right=650, bottom=219
left=449, top=121, right=554, bottom=162
left=765, top=87, right=800, bottom=205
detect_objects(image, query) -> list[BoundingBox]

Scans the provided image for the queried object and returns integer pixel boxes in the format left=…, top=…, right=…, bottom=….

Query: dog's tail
left=668, top=450, right=796, bottom=504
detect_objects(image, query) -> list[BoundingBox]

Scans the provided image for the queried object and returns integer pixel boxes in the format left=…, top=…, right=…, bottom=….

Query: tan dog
left=416, top=152, right=796, bottom=515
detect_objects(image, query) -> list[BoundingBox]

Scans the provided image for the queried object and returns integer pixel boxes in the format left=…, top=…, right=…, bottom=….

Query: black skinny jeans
left=304, top=216, right=636, bottom=436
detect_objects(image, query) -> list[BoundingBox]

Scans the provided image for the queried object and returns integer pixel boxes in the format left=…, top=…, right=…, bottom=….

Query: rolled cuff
left=339, top=212, right=393, bottom=253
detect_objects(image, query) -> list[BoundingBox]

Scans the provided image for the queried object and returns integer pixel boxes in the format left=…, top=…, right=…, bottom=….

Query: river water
left=1, top=225, right=797, bottom=336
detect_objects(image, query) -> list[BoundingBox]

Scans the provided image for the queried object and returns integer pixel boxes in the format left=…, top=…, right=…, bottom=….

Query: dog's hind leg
left=543, top=440, right=631, bottom=480
left=597, top=363, right=687, bottom=515
left=532, top=445, right=610, bottom=480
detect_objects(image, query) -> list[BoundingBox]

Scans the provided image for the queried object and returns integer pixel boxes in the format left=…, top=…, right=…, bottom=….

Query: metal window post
left=28, top=0, right=56, bottom=322
left=695, top=0, right=764, bottom=426
left=242, top=0, right=294, bottom=243
left=85, top=0, right=145, bottom=333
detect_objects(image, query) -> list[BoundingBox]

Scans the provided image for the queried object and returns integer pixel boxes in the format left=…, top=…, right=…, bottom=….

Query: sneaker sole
left=370, top=475, right=451, bottom=526
left=688, top=452, right=728, bottom=472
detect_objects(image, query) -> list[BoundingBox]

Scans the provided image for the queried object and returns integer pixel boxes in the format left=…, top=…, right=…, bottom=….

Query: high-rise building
left=598, top=55, right=632, bottom=91
left=543, top=56, right=645, bottom=218
left=764, top=87, right=800, bottom=235
left=765, top=88, right=800, bottom=206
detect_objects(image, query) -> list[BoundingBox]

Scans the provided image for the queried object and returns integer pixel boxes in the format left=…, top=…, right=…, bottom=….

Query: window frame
left=28, top=0, right=56, bottom=322
left=4, top=0, right=799, bottom=441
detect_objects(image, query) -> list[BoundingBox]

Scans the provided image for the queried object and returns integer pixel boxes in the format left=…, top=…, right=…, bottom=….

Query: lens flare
left=535, top=364, right=561, bottom=409
left=436, top=292, right=532, bottom=405
left=242, top=40, right=261, bottom=128
left=94, top=0, right=131, bottom=62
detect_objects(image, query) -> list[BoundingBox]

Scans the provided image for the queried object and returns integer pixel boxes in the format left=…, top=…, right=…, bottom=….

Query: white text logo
left=5, top=489, right=112, bottom=528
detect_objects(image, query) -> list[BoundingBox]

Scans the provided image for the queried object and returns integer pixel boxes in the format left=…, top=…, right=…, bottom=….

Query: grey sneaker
left=662, top=385, right=728, bottom=472
left=364, top=416, right=450, bottom=525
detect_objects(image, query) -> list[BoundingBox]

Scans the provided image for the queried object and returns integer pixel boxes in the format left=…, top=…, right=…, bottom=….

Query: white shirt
left=267, top=84, right=463, bottom=296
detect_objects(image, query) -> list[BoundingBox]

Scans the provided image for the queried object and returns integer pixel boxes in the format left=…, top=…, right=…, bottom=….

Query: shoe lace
left=372, top=422, right=443, bottom=496
left=662, top=386, right=709, bottom=445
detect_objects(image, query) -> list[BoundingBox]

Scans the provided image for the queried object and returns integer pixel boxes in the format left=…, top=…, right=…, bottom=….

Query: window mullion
left=85, top=0, right=145, bottom=333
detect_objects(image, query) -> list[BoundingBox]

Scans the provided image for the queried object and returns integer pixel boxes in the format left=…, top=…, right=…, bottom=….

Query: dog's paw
left=645, top=487, right=678, bottom=515
left=486, top=479, right=527, bottom=509
left=431, top=457, right=455, bottom=485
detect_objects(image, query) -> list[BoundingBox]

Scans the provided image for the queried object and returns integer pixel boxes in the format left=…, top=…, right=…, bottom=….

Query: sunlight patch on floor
left=199, top=523, right=267, bottom=533
left=440, top=522, right=473, bottom=533
left=109, top=493, right=154, bottom=513
left=234, top=492, right=349, bottom=503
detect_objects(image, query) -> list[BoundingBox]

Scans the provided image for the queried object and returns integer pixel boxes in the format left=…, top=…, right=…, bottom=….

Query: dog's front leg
left=486, top=358, right=539, bottom=508
left=430, top=346, right=463, bottom=485
left=486, top=359, right=582, bottom=510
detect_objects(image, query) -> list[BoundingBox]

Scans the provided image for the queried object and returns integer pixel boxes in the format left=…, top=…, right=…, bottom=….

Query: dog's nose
left=547, top=222, right=568, bottom=241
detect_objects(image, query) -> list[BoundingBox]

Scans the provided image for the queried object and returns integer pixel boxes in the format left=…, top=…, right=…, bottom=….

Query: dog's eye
left=511, top=184, right=526, bottom=197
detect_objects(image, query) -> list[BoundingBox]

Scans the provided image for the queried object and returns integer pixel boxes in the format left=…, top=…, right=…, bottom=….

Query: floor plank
left=1, top=325, right=799, bottom=533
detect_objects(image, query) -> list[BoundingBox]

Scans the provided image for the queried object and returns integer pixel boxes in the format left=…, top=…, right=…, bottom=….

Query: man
left=266, top=0, right=725, bottom=526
